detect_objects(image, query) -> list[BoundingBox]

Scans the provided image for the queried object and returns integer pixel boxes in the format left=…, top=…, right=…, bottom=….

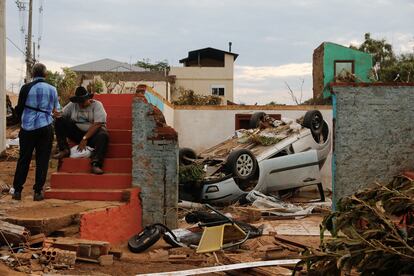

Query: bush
left=172, top=87, right=221, bottom=105
left=46, top=68, right=78, bottom=106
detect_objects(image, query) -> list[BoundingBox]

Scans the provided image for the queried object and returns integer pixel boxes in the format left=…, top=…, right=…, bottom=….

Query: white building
left=169, top=47, right=238, bottom=104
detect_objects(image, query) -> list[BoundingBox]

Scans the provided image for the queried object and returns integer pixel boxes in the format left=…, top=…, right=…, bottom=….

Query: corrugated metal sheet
left=70, top=58, right=145, bottom=72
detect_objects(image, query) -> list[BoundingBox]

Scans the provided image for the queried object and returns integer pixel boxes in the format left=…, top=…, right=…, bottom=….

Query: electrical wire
left=15, top=0, right=27, bottom=82
left=37, top=0, right=44, bottom=59
left=6, top=37, right=25, bottom=55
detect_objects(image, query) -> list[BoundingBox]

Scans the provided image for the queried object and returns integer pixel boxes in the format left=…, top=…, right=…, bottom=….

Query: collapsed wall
left=332, top=84, right=414, bottom=202
left=131, top=94, right=178, bottom=228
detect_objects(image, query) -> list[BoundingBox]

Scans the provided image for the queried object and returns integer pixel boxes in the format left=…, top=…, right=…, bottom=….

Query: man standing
left=53, top=86, right=109, bottom=175
left=12, top=63, right=60, bottom=201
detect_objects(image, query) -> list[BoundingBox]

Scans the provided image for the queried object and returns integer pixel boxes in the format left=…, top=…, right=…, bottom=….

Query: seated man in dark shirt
left=53, top=86, right=109, bottom=174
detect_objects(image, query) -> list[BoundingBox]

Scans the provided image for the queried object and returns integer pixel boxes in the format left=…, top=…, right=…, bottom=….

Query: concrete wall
left=313, top=42, right=373, bottom=99
left=0, top=0, right=5, bottom=154
left=332, top=84, right=414, bottom=203
left=82, top=77, right=169, bottom=99
left=132, top=95, right=178, bottom=228
left=312, top=44, right=324, bottom=99
left=173, top=105, right=333, bottom=189
left=170, top=54, right=234, bottom=103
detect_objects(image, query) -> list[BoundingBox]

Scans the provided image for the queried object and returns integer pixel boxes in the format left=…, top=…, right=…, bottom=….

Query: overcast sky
left=5, top=0, right=414, bottom=104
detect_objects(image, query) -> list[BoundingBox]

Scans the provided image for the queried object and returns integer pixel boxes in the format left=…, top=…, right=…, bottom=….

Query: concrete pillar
left=132, top=95, right=178, bottom=229
left=0, top=0, right=6, bottom=154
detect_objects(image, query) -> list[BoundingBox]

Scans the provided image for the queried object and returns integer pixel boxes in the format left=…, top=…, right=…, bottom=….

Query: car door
left=255, top=149, right=321, bottom=192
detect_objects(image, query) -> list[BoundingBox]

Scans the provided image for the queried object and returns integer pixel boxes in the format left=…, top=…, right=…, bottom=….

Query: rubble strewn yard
left=0, top=137, right=330, bottom=275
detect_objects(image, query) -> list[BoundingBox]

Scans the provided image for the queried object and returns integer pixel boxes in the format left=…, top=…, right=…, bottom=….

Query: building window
left=334, top=60, right=354, bottom=79
left=212, top=85, right=225, bottom=96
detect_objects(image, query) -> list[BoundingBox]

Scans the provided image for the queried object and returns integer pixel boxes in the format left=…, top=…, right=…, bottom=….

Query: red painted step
left=108, top=130, right=132, bottom=144
left=45, top=188, right=130, bottom=201
left=104, top=106, right=132, bottom=118
left=59, top=158, right=131, bottom=173
left=46, top=93, right=136, bottom=204
left=50, top=173, right=131, bottom=189
left=95, top=94, right=136, bottom=107
left=106, top=117, right=132, bottom=130
left=106, top=144, right=131, bottom=158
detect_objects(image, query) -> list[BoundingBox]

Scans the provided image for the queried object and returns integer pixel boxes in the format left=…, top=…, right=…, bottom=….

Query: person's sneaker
left=33, top=192, right=44, bottom=201
left=12, top=192, right=21, bottom=200
left=91, top=163, right=104, bottom=175
left=52, top=149, right=69, bottom=159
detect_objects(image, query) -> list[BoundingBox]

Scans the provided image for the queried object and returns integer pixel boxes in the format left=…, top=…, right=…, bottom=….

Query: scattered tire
left=225, top=149, right=257, bottom=180
left=249, top=112, right=266, bottom=129
left=179, top=148, right=197, bottom=165
left=128, top=225, right=162, bottom=253
left=303, top=110, right=323, bottom=135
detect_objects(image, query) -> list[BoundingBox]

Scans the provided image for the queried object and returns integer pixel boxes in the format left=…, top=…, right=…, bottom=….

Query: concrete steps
left=50, top=173, right=132, bottom=189
left=45, top=188, right=130, bottom=202
left=108, top=130, right=132, bottom=144
left=106, top=117, right=132, bottom=129
left=106, top=144, right=132, bottom=158
left=46, top=93, right=136, bottom=202
left=59, top=158, right=131, bottom=173
left=44, top=94, right=142, bottom=244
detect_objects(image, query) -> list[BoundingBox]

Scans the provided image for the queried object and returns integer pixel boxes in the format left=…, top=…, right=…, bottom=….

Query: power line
left=6, top=36, right=26, bottom=55
left=37, top=0, right=44, bottom=59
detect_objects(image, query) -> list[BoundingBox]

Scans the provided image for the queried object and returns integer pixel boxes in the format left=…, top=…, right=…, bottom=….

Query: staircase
left=45, top=94, right=136, bottom=202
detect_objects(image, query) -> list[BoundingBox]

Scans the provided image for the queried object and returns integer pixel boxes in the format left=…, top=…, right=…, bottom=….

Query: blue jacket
left=21, top=77, right=60, bottom=131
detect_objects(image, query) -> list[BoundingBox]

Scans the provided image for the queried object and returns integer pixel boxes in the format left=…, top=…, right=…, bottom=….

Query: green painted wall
left=323, top=42, right=373, bottom=98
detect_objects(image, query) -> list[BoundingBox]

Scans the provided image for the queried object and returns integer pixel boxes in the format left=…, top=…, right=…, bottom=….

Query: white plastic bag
left=70, top=145, right=94, bottom=158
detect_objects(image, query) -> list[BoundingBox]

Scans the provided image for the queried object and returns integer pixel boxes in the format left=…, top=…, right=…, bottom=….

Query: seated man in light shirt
left=53, top=86, right=109, bottom=175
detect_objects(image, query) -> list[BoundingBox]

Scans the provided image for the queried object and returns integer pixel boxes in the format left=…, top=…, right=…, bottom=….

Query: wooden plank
left=136, top=259, right=301, bottom=276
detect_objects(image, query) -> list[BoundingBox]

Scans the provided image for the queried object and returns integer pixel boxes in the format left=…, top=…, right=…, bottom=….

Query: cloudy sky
left=5, top=0, right=414, bottom=104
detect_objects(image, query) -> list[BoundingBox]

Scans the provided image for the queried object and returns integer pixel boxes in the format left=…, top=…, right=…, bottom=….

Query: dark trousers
left=13, top=124, right=53, bottom=193
left=54, top=117, right=109, bottom=167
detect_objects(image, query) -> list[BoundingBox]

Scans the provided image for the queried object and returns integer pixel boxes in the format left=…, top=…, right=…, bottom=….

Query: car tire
left=225, top=149, right=257, bottom=181
left=179, top=148, right=197, bottom=165
left=128, top=225, right=162, bottom=253
left=303, top=110, right=323, bottom=135
left=249, top=112, right=266, bottom=129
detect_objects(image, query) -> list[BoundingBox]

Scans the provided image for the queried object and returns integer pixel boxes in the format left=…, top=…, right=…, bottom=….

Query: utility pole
left=1, top=0, right=6, bottom=153
left=25, top=0, right=33, bottom=82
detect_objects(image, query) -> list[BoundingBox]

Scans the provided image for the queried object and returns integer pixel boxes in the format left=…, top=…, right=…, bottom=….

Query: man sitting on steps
left=53, top=86, right=109, bottom=175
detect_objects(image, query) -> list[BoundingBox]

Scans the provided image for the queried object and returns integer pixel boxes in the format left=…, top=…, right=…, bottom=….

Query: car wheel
left=249, top=112, right=266, bottom=129
left=128, top=225, right=162, bottom=253
left=225, top=149, right=257, bottom=180
left=179, top=148, right=197, bottom=165
left=303, top=110, right=323, bottom=135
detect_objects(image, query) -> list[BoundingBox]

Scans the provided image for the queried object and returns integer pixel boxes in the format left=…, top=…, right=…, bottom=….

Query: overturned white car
left=179, top=110, right=331, bottom=205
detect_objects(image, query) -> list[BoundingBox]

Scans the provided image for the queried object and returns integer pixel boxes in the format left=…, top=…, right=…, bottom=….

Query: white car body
left=199, top=120, right=331, bottom=204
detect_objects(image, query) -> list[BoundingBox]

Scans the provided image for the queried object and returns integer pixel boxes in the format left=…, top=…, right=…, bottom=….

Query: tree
left=351, top=33, right=414, bottom=82
left=284, top=79, right=304, bottom=105
left=351, top=33, right=396, bottom=66
left=135, top=58, right=169, bottom=72
left=87, top=78, right=104, bottom=94
left=45, top=68, right=78, bottom=105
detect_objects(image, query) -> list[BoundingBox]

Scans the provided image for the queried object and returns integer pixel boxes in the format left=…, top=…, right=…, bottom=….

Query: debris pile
left=0, top=221, right=120, bottom=273
left=301, top=174, right=414, bottom=275
left=237, top=116, right=303, bottom=146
